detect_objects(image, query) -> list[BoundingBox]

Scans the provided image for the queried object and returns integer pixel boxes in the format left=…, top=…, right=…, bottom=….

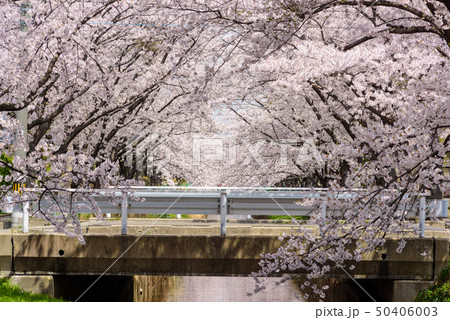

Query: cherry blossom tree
left=0, top=0, right=228, bottom=240
left=0, top=0, right=448, bottom=299
left=157, top=0, right=449, bottom=299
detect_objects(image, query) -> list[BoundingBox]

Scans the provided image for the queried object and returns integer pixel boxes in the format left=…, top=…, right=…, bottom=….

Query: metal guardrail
left=7, top=187, right=449, bottom=237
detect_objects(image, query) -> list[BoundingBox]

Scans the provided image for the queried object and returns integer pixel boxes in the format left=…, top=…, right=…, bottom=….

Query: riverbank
left=0, top=278, right=63, bottom=302
left=416, top=261, right=450, bottom=302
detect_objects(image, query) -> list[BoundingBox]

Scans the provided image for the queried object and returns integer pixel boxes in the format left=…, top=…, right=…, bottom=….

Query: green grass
left=79, top=213, right=198, bottom=220
left=415, top=260, right=450, bottom=302
left=78, top=213, right=94, bottom=221
left=0, top=278, right=64, bottom=302
left=267, top=215, right=309, bottom=221
left=81, top=213, right=311, bottom=220
left=141, top=214, right=192, bottom=219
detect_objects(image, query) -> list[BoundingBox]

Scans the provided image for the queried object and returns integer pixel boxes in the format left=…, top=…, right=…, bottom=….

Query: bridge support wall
left=392, top=280, right=434, bottom=302
left=9, top=275, right=54, bottom=297
left=0, top=235, right=12, bottom=277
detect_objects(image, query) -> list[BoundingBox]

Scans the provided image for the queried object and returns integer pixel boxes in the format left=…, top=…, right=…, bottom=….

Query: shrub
left=415, top=261, right=450, bottom=302
left=0, top=278, right=64, bottom=302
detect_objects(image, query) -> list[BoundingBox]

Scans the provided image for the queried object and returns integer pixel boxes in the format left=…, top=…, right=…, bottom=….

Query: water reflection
left=136, top=276, right=303, bottom=302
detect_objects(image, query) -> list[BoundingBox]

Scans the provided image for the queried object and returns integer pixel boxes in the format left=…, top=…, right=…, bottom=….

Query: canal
left=52, top=275, right=385, bottom=302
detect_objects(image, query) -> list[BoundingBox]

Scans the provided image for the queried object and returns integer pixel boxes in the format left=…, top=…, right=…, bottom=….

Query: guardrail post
left=23, top=201, right=29, bottom=233
left=121, top=193, right=128, bottom=235
left=419, top=196, right=426, bottom=238
left=439, top=199, right=448, bottom=218
left=320, top=199, right=327, bottom=236
left=11, top=203, right=22, bottom=229
left=220, top=192, right=227, bottom=236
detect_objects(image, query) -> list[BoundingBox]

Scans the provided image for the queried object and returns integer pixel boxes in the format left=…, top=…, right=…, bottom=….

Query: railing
left=7, top=187, right=449, bottom=237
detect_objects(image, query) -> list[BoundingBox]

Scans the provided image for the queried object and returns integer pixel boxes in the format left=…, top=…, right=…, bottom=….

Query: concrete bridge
left=1, top=234, right=448, bottom=301
left=1, top=234, right=448, bottom=279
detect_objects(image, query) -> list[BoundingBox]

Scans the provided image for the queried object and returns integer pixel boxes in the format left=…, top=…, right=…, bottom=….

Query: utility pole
left=11, top=1, right=31, bottom=229
left=16, top=1, right=29, bottom=159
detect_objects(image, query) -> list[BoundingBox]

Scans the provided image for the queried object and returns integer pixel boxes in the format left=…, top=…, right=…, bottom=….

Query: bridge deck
left=4, top=216, right=448, bottom=238
left=1, top=234, right=448, bottom=279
